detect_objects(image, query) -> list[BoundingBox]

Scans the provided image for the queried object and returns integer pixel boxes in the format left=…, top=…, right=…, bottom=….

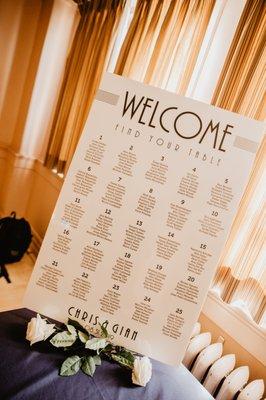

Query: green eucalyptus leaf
left=67, top=318, right=88, bottom=334
left=66, top=325, right=77, bottom=336
left=100, top=324, right=108, bottom=338
left=111, top=354, right=134, bottom=369
left=50, top=331, right=76, bottom=348
left=85, top=337, right=107, bottom=351
left=93, top=355, right=101, bottom=366
left=103, top=343, right=113, bottom=353
left=118, top=350, right=135, bottom=364
left=81, top=356, right=96, bottom=377
left=60, top=356, right=81, bottom=376
left=78, top=331, right=89, bottom=343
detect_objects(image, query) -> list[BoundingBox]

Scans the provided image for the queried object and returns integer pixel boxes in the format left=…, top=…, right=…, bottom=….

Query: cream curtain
left=115, top=0, right=215, bottom=94
left=211, top=0, right=266, bottom=326
left=45, top=0, right=125, bottom=174
left=45, top=0, right=215, bottom=173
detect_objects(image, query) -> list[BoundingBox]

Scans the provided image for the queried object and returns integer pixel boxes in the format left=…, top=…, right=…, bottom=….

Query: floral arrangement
left=26, top=313, right=152, bottom=387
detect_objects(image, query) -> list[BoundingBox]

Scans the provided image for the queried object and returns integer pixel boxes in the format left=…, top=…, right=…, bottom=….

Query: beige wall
left=0, top=0, right=54, bottom=241
left=0, top=0, right=51, bottom=148
left=25, top=161, right=62, bottom=240
left=0, top=0, right=77, bottom=230
left=0, top=0, right=54, bottom=218
left=0, top=1, right=22, bottom=118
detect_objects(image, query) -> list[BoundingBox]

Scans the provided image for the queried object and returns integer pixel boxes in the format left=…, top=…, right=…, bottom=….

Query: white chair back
left=191, top=342, right=223, bottom=382
left=237, top=379, right=265, bottom=400
left=183, top=332, right=211, bottom=369
left=203, top=354, right=236, bottom=395
left=216, top=366, right=249, bottom=400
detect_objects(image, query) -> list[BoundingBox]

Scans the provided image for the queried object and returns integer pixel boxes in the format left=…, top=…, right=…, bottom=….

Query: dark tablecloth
left=0, top=308, right=213, bottom=400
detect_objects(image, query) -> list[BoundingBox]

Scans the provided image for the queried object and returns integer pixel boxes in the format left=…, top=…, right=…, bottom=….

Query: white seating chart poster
left=24, top=73, right=264, bottom=365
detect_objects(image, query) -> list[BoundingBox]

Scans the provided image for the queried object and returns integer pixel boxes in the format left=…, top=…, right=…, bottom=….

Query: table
left=0, top=308, right=214, bottom=400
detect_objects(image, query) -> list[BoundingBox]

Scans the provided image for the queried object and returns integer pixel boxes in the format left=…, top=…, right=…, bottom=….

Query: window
left=45, top=0, right=216, bottom=175
left=211, top=0, right=265, bottom=329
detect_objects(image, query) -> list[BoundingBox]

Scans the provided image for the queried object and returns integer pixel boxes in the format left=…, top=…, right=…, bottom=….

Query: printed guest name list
left=24, top=73, right=264, bottom=365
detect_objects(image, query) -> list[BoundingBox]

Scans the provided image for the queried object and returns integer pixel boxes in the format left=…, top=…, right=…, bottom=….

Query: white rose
left=26, top=314, right=55, bottom=345
left=132, top=356, right=152, bottom=387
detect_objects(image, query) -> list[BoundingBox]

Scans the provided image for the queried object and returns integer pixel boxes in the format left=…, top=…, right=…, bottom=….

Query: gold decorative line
left=95, top=89, right=119, bottom=105
left=233, top=136, right=260, bottom=153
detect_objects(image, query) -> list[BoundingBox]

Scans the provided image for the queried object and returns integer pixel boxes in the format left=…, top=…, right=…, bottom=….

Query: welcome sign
left=24, top=73, right=264, bottom=365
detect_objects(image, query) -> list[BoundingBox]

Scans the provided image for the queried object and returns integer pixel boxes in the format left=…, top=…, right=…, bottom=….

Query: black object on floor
left=0, top=264, right=11, bottom=283
left=0, top=211, right=32, bottom=283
